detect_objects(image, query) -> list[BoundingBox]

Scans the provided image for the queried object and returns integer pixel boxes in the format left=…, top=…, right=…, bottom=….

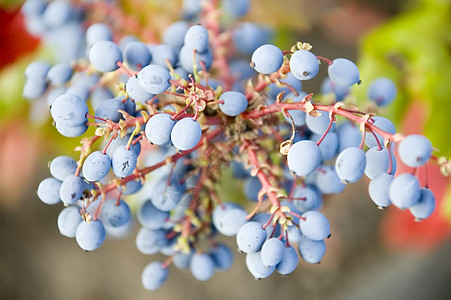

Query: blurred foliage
left=356, top=0, right=451, bottom=156
left=355, top=0, right=451, bottom=240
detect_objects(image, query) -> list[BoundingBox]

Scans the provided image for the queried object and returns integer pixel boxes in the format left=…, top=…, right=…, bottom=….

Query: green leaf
left=356, top=0, right=451, bottom=156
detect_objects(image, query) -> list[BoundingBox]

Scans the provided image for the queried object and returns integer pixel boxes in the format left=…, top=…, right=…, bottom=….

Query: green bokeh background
left=0, top=0, right=450, bottom=299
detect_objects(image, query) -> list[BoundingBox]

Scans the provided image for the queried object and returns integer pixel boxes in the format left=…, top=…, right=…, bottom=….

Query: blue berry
left=251, top=44, right=284, bottom=74
left=328, top=58, right=360, bottom=87
left=57, top=206, right=82, bottom=238
left=298, top=235, right=326, bottom=264
left=276, top=245, right=299, bottom=275
left=86, top=23, right=112, bottom=46
left=141, top=261, right=169, bottom=290
left=137, top=64, right=171, bottom=94
left=75, top=220, right=106, bottom=251
left=190, top=253, right=215, bottom=281
left=123, top=41, right=152, bottom=70
left=287, top=140, right=322, bottom=176
left=82, top=151, right=111, bottom=182
left=260, top=238, right=285, bottom=267
left=135, top=227, right=168, bottom=255
left=51, top=93, right=88, bottom=127
left=245, top=251, right=275, bottom=279
left=219, top=91, right=248, bottom=116
left=170, top=118, right=202, bottom=151
left=37, top=177, right=62, bottom=205
left=409, top=188, right=436, bottom=220
left=111, top=146, right=138, bottom=178
left=178, top=45, right=213, bottom=73
left=101, top=199, right=131, bottom=228
left=289, top=50, right=319, bottom=80
left=145, top=113, right=175, bottom=145
left=49, top=156, right=77, bottom=181
left=389, top=173, right=421, bottom=209
left=59, top=174, right=85, bottom=205
left=368, top=77, right=397, bottom=106
left=89, top=40, right=123, bottom=73
left=184, top=24, right=210, bottom=53
left=236, top=221, right=267, bottom=253
left=299, top=211, right=330, bottom=241
left=335, top=147, right=366, bottom=183
left=368, top=173, right=394, bottom=208
left=398, top=134, right=432, bottom=168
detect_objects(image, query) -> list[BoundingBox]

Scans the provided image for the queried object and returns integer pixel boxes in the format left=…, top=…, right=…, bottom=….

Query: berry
left=398, top=134, right=433, bottom=168
left=82, top=151, right=111, bottom=182
left=184, top=24, right=210, bottom=53
left=251, top=44, right=284, bottom=74
left=335, top=147, right=366, bottom=183
left=389, top=173, right=421, bottom=209
left=236, top=221, right=267, bottom=253
left=75, top=220, right=106, bottom=251
left=287, top=140, right=322, bottom=176
left=290, top=50, right=319, bottom=80
left=219, top=91, right=248, bottom=116
left=145, top=113, right=175, bottom=145
left=57, top=206, right=82, bottom=238
left=141, top=262, right=169, bottom=291
left=299, top=211, right=330, bottom=241
left=170, top=118, right=202, bottom=151
left=368, top=77, right=397, bottom=106
left=327, top=58, right=360, bottom=87
left=137, top=64, right=171, bottom=94
left=89, top=40, right=123, bottom=73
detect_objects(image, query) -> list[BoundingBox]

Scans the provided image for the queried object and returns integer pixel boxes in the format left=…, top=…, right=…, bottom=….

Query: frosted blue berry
left=290, top=49, right=319, bottom=80
left=328, top=58, right=360, bottom=87
left=251, top=44, right=284, bottom=74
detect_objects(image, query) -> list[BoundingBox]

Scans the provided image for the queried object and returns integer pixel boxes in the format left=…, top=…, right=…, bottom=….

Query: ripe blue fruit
left=82, top=151, right=111, bottom=182
left=328, top=58, right=360, bottom=87
left=141, top=261, right=169, bottom=290
left=368, top=77, right=397, bottom=106
left=137, top=64, right=171, bottom=94
left=368, top=173, right=394, bottom=208
left=89, top=40, right=123, bottom=73
left=57, top=206, right=82, bottom=238
left=101, top=199, right=131, bottom=228
left=111, top=146, right=138, bottom=178
left=287, top=140, right=322, bottom=176
left=409, top=188, right=436, bottom=220
left=59, top=174, right=85, bottom=205
left=123, top=41, right=152, bottom=70
left=245, top=251, right=275, bottom=279
left=145, top=113, right=175, bottom=145
left=51, top=93, right=88, bottom=127
left=190, top=253, right=215, bottom=281
left=75, top=219, right=106, bottom=251
left=299, top=211, right=330, bottom=241
left=298, top=235, right=326, bottom=264
left=251, top=44, right=284, bottom=74
left=219, top=91, right=248, bottom=116
left=184, top=24, right=210, bottom=53
left=389, top=173, right=421, bottom=209
left=335, top=147, right=366, bottom=183
left=236, top=221, right=267, bottom=253
left=37, top=177, right=62, bottom=205
left=290, top=49, right=319, bottom=80
left=170, top=118, right=202, bottom=151
left=398, top=134, right=432, bottom=168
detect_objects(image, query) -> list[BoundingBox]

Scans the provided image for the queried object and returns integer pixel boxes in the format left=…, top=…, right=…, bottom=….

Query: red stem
left=242, top=101, right=400, bottom=144
left=316, top=117, right=334, bottom=146
left=97, top=128, right=222, bottom=196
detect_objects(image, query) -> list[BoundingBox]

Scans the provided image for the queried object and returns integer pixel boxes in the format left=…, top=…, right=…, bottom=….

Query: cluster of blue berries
left=25, top=0, right=441, bottom=291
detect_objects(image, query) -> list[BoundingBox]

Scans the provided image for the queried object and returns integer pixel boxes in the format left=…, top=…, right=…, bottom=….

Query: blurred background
left=0, top=0, right=450, bottom=299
